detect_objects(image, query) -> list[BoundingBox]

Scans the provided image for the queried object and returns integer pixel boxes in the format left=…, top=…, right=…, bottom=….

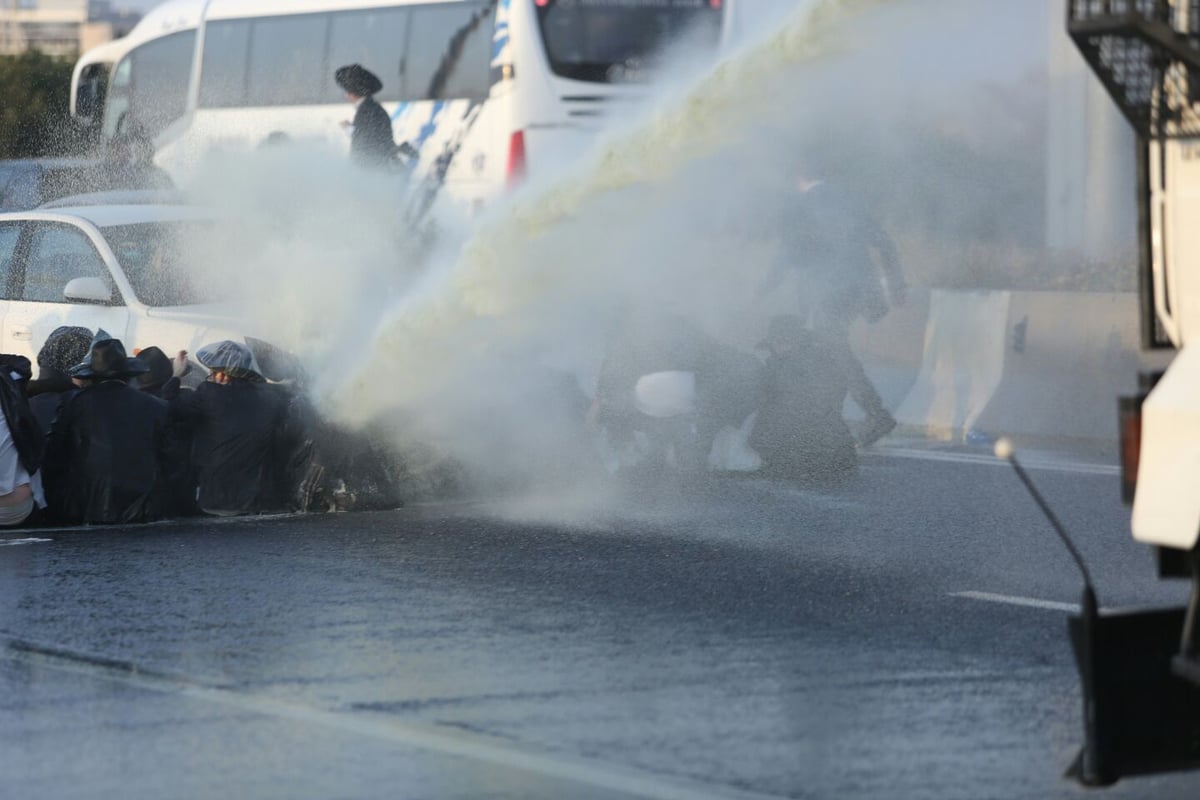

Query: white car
left=0, top=203, right=257, bottom=370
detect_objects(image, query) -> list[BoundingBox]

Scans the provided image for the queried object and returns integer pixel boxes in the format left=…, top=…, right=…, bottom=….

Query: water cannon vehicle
left=1057, top=0, right=1200, bottom=785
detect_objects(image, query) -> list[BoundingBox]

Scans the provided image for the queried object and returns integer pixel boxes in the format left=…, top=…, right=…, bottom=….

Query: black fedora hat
left=133, top=346, right=173, bottom=391
left=69, top=330, right=148, bottom=380
left=335, top=64, right=383, bottom=97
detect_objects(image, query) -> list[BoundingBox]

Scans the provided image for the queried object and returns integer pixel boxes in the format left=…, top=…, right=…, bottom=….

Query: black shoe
left=858, top=413, right=896, bottom=448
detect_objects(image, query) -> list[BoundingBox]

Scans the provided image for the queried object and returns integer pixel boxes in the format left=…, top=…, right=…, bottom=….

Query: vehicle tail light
left=506, top=130, right=526, bottom=189
left=708, top=0, right=722, bottom=7
left=535, top=0, right=552, bottom=7
left=1118, top=394, right=1144, bottom=505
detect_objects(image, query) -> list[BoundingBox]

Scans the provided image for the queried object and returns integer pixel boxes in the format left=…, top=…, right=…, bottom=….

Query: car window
left=102, top=221, right=224, bottom=307
left=22, top=224, right=112, bottom=303
left=0, top=223, right=21, bottom=283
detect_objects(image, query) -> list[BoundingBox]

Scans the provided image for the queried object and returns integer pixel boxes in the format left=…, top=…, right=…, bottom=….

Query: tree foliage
left=0, top=50, right=88, bottom=159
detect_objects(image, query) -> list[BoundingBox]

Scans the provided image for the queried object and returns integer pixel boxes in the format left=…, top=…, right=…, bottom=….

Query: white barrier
left=857, top=290, right=1172, bottom=445
left=891, top=290, right=1010, bottom=440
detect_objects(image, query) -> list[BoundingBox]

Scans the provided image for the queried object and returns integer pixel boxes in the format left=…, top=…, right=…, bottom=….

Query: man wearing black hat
left=41, top=331, right=170, bottom=524
left=335, top=63, right=396, bottom=169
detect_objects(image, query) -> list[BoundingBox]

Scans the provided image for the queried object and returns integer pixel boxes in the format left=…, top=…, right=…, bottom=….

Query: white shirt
left=0, top=405, right=44, bottom=507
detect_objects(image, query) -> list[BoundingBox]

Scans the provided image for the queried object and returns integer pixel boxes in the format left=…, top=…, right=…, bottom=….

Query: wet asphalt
left=2, top=442, right=1199, bottom=799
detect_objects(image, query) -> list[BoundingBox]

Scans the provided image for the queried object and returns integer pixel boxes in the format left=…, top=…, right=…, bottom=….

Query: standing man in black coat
left=41, top=331, right=169, bottom=524
left=335, top=63, right=396, bottom=170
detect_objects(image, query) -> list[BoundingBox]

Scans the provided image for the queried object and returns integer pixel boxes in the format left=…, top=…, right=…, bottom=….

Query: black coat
left=351, top=97, right=396, bottom=168
left=42, top=380, right=169, bottom=524
left=170, top=381, right=311, bottom=515
left=750, top=336, right=856, bottom=480
left=0, top=370, right=44, bottom=475
left=28, top=376, right=75, bottom=438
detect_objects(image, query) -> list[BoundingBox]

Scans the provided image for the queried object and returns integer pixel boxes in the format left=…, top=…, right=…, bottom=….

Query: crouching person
left=27, top=325, right=93, bottom=436
left=170, top=341, right=317, bottom=516
left=750, top=314, right=858, bottom=483
left=41, top=332, right=170, bottom=524
left=0, top=355, right=46, bottom=526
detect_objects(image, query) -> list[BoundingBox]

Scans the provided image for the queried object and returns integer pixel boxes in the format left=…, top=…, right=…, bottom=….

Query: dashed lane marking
left=950, top=591, right=1079, bottom=613
left=0, top=537, right=52, bottom=546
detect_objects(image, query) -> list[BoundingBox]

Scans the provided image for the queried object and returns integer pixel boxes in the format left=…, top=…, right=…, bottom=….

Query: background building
left=1043, top=0, right=1138, bottom=259
left=0, top=0, right=138, bottom=57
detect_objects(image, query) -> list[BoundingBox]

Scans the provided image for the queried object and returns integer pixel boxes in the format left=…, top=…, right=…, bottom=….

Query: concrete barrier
left=853, top=289, right=1172, bottom=447
left=716, top=287, right=1163, bottom=448
left=971, top=291, right=1170, bottom=445
left=890, top=290, right=1010, bottom=440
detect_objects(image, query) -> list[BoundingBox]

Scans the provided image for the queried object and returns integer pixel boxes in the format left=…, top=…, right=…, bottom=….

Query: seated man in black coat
left=41, top=331, right=170, bottom=524
left=0, top=354, right=46, bottom=526
left=170, top=340, right=317, bottom=516
left=27, top=325, right=93, bottom=436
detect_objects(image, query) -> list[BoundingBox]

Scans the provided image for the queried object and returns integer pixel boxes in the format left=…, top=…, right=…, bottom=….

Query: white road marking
left=951, top=590, right=1079, bottom=613
left=0, top=537, right=52, bottom=546
left=869, top=446, right=1119, bottom=477
left=4, top=637, right=786, bottom=800
left=3, top=513, right=310, bottom=536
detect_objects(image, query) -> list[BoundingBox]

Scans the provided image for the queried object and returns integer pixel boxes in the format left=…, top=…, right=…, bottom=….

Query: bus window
left=404, top=2, right=495, bottom=101
left=106, top=31, right=197, bottom=140
left=537, top=0, right=721, bottom=83
left=198, top=20, right=251, bottom=108
left=326, top=8, right=411, bottom=104
left=247, top=14, right=329, bottom=106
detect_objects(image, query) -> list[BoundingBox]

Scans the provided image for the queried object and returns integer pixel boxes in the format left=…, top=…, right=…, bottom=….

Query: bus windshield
left=537, top=0, right=722, bottom=83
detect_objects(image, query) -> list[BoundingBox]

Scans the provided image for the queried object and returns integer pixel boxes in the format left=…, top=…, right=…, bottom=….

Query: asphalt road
left=2, top=442, right=1198, bottom=799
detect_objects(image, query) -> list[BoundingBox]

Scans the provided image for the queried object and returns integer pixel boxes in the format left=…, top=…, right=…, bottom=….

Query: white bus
left=71, top=0, right=735, bottom=214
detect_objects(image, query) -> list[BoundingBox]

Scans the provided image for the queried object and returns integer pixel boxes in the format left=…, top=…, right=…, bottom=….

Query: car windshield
left=102, top=221, right=227, bottom=307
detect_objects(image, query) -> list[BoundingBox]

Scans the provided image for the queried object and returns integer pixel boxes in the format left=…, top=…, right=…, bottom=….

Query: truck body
left=1065, top=0, right=1200, bottom=785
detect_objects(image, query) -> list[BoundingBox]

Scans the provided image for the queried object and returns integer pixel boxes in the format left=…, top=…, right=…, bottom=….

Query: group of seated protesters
left=0, top=326, right=332, bottom=527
